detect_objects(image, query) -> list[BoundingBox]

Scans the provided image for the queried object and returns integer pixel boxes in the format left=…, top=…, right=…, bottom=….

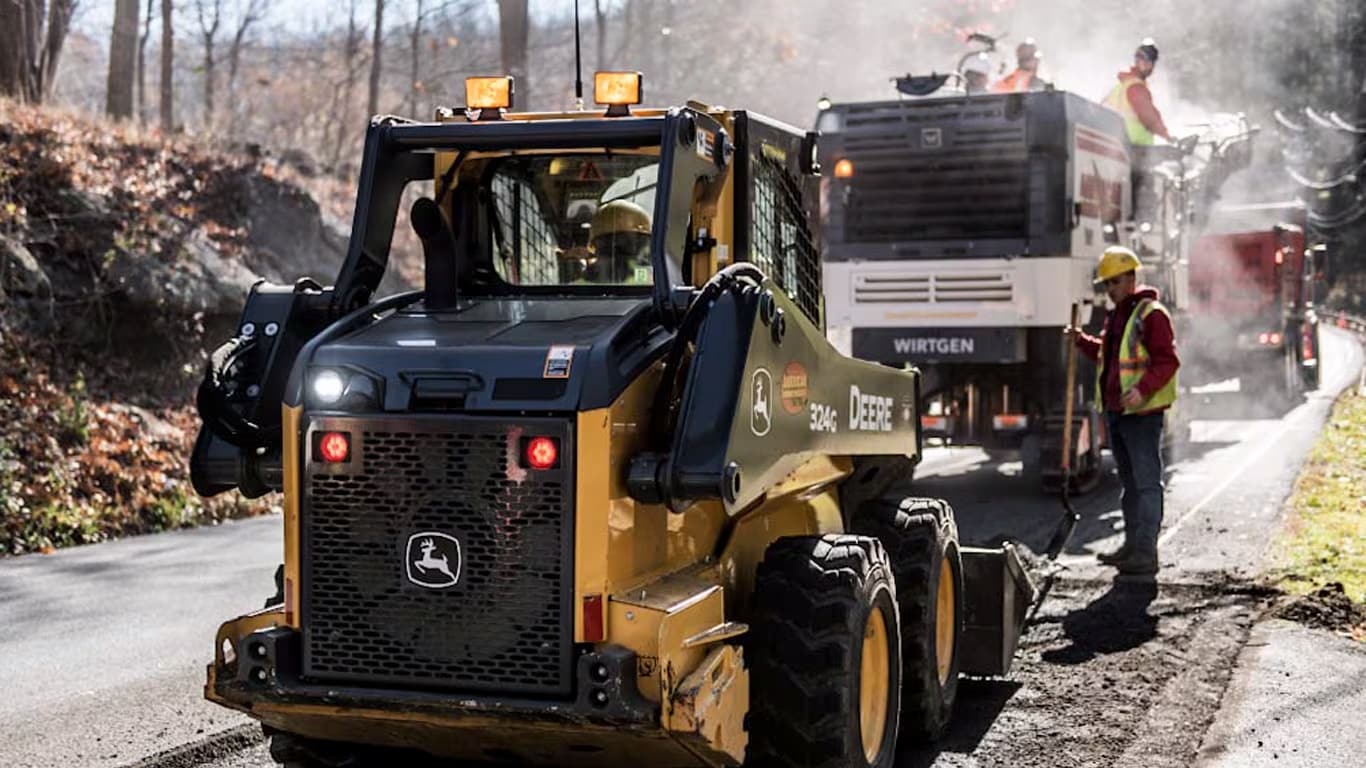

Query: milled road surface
left=1, top=328, right=1359, bottom=768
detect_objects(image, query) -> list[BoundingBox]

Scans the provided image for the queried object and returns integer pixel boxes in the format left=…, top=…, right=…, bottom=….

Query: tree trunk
left=40, top=0, right=74, bottom=101
left=196, top=0, right=222, bottom=129
left=203, top=39, right=216, bottom=126
left=0, top=2, right=30, bottom=99
left=160, top=0, right=175, bottom=132
left=107, top=0, right=141, bottom=119
left=407, top=0, right=423, bottom=117
left=594, top=0, right=607, bottom=70
left=226, top=0, right=264, bottom=132
left=330, top=0, right=364, bottom=171
left=137, top=0, right=154, bottom=122
left=368, top=0, right=385, bottom=116
left=498, top=0, right=529, bottom=109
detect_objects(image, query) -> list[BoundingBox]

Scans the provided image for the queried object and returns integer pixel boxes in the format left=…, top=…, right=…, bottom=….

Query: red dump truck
left=1187, top=202, right=1322, bottom=399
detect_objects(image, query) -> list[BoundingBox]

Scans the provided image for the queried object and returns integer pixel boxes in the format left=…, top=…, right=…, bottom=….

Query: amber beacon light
left=464, top=76, right=514, bottom=110
left=594, top=71, right=643, bottom=115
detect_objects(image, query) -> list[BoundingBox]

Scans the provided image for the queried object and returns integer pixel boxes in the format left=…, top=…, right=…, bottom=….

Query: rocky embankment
left=0, top=102, right=361, bottom=554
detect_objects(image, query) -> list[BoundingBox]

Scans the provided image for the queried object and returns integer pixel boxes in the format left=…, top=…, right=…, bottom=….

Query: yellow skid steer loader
left=192, top=73, right=1035, bottom=768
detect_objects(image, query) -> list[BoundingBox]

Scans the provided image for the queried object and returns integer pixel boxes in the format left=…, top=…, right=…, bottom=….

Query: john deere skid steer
left=192, top=73, right=1035, bottom=768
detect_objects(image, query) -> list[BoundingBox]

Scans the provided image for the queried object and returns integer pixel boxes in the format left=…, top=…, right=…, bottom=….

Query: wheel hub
left=860, top=607, right=891, bottom=762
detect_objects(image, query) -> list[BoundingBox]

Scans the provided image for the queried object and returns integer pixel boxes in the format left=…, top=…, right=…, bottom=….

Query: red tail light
left=582, top=594, right=605, bottom=642
left=525, top=436, right=559, bottom=469
left=319, top=431, right=350, bottom=463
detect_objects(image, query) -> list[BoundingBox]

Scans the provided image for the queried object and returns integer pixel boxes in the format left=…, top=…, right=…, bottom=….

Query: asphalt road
left=0, top=327, right=1359, bottom=768
left=0, top=515, right=278, bottom=767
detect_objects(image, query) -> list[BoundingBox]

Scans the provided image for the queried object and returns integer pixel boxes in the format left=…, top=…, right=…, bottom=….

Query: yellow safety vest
left=1104, top=77, right=1156, bottom=146
left=1096, top=298, right=1178, bottom=413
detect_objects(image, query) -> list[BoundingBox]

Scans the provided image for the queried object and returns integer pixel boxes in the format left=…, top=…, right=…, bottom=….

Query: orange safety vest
left=992, top=69, right=1035, bottom=93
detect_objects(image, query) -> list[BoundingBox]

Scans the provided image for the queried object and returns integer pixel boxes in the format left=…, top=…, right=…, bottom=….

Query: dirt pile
left=1274, top=582, right=1366, bottom=636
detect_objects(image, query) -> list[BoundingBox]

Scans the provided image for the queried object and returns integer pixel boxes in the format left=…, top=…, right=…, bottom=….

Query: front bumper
left=209, top=621, right=699, bottom=766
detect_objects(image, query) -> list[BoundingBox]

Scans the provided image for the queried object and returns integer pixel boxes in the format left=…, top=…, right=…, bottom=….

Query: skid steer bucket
left=958, top=543, right=1039, bottom=676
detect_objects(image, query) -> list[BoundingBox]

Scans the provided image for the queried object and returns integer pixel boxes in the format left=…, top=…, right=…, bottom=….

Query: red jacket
left=1075, top=286, right=1180, bottom=413
left=1116, top=68, right=1171, bottom=140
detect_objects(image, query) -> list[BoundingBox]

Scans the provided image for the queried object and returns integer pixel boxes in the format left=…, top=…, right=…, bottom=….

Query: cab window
left=485, top=154, right=659, bottom=286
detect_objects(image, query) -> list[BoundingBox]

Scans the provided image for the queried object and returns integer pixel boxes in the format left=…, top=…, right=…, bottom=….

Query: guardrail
left=1328, top=309, right=1366, bottom=393
left=1330, top=310, right=1366, bottom=337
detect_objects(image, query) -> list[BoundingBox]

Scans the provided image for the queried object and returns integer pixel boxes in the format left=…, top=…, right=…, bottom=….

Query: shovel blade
left=958, top=543, right=1039, bottom=676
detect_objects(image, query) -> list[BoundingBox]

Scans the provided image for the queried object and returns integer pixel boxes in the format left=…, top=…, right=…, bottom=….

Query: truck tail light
left=992, top=414, right=1029, bottom=431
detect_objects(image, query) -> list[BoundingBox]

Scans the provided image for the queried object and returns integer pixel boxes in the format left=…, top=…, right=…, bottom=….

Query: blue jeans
left=1105, top=412, right=1165, bottom=554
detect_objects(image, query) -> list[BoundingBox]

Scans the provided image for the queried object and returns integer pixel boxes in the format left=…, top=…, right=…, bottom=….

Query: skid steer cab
left=193, top=72, right=1035, bottom=768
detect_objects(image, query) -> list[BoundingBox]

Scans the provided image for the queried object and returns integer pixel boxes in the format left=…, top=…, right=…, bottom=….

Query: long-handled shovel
left=1028, top=302, right=1083, bottom=620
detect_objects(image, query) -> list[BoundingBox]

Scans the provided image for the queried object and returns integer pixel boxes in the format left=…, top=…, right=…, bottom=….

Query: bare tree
left=594, top=0, right=607, bottom=70
left=0, top=0, right=76, bottom=103
left=327, top=0, right=366, bottom=170
left=498, top=0, right=529, bottom=108
left=368, top=0, right=385, bottom=115
left=406, top=0, right=424, bottom=116
left=136, top=0, right=154, bottom=122
left=195, top=0, right=223, bottom=127
left=160, top=0, right=174, bottom=131
left=107, top=0, right=141, bottom=118
left=225, top=0, right=268, bottom=132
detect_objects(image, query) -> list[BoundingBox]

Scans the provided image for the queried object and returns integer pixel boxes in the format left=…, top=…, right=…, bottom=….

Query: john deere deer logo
left=405, top=532, right=461, bottom=589
left=751, top=368, right=772, bottom=436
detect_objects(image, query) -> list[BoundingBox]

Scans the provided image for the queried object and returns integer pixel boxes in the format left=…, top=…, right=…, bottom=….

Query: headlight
left=311, top=370, right=345, bottom=404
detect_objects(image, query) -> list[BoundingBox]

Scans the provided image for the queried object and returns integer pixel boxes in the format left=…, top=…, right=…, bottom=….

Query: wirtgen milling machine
left=192, top=73, right=1034, bottom=768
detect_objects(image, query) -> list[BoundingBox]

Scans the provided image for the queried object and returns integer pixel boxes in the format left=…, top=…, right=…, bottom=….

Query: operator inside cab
left=469, top=152, right=663, bottom=288
left=582, top=199, right=653, bottom=285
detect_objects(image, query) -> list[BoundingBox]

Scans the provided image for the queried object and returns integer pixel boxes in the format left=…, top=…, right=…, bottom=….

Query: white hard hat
left=962, top=53, right=991, bottom=76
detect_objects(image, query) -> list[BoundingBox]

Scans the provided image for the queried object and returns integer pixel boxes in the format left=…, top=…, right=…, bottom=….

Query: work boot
left=1096, top=543, right=1132, bottom=565
left=1112, top=549, right=1159, bottom=575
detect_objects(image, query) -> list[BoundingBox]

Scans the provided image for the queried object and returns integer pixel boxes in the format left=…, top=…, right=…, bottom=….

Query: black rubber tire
left=850, top=497, right=962, bottom=742
left=747, top=535, right=902, bottom=768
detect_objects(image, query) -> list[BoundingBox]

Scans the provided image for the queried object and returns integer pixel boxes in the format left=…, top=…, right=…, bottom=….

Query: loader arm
left=629, top=268, right=922, bottom=514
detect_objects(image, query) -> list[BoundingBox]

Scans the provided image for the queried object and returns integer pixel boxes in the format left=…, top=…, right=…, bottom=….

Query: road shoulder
left=1196, top=619, right=1366, bottom=767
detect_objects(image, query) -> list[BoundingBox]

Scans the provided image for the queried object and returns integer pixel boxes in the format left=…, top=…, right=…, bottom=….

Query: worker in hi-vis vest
left=1066, top=247, right=1180, bottom=575
left=1103, top=38, right=1171, bottom=145
left=586, top=199, right=654, bottom=285
left=992, top=39, right=1045, bottom=93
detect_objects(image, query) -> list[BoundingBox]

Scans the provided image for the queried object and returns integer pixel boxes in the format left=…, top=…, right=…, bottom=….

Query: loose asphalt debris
left=1273, top=582, right=1366, bottom=635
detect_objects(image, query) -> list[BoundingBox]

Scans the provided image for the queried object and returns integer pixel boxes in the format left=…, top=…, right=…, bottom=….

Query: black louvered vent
left=839, top=99, right=1030, bottom=242
left=302, top=415, right=574, bottom=696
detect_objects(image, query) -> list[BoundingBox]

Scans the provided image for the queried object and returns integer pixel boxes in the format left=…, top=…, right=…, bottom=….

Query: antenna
left=573, top=0, right=585, bottom=110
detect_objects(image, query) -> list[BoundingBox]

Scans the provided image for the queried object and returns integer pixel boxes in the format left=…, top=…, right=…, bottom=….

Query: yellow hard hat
left=1094, top=246, right=1142, bottom=284
left=590, top=199, right=651, bottom=242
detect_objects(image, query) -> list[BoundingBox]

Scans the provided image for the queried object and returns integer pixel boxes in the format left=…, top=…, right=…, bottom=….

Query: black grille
left=833, top=98, right=1030, bottom=243
left=302, top=415, right=574, bottom=696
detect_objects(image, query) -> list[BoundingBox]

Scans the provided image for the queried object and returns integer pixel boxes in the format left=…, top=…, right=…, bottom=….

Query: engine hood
left=309, top=296, right=668, bottom=413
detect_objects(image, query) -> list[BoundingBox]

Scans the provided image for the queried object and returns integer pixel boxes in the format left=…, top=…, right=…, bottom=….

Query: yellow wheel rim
left=860, top=606, right=891, bottom=763
left=935, top=556, right=956, bottom=686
